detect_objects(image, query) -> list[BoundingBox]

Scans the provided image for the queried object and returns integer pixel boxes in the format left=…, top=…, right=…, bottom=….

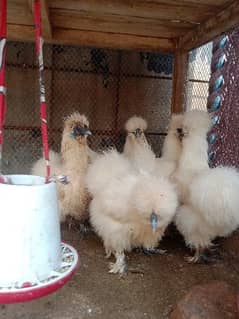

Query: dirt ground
left=1, top=226, right=239, bottom=319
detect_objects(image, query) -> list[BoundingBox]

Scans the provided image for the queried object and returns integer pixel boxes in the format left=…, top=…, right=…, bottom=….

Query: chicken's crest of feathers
left=168, top=114, right=184, bottom=133
left=63, top=112, right=89, bottom=132
left=182, top=110, right=211, bottom=135
left=125, top=116, right=147, bottom=133
left=61, top=112, right=90, bottom=152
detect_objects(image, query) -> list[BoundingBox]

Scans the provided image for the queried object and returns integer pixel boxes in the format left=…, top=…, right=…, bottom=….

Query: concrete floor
left=1, top=227, right=239, bottom=319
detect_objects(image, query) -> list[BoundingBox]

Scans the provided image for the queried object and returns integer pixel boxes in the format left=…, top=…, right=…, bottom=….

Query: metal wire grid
left=208, top=28, right=239, bottom=168
left=185, top=42, right=213, bottom=111
left=3, top=42, right=173, bottom=173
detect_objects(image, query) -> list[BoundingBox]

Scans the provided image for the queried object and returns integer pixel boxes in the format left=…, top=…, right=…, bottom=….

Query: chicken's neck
left=61, top=137, right=89, bottom=171
left=179, top=134, right=209, bottom=173
left=161, top=133, right=181, bottom=162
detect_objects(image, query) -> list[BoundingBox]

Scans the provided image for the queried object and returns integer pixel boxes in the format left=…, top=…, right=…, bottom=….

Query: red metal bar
left=0, top=0, right=7, bottom=172
left=33, top=0, right=50, bottom=182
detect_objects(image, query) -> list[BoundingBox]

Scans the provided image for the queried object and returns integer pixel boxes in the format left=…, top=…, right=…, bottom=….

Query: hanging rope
left=0, top=0, right=7, bottom=176
left=33, top=0, right=50, bottom=182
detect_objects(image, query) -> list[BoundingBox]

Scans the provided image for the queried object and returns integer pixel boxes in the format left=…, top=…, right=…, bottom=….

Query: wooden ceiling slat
left=7, top=0, right=33, bottom=26
left=51, top=9, right=192, bottom=39
left=6, top=0, right=237, bottom=53
left=179, top=0, right=239, bottom=51
left=48, top=0, right=223, bottom=24
left=27, top=0, right=52, bottom=39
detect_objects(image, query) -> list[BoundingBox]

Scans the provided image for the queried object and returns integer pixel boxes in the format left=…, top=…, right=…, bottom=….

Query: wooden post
left=171, top=49, right=189, bottom=114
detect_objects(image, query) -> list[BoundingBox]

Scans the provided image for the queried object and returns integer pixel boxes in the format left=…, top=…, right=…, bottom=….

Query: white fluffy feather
left=176, top=166, right=239, bottom=252
left=155, top=114, right=184, bottom=178
left=123, top=116, right=149, bottom=165
left=123, top=115, right=182, bottom=178
left=161, top=114, right=184, bottom=162
left=174, top=110, right=239, bottom=261
left=173, top=110, right=211, bottom=202
left=32, top=112, right=91, bottom=222
left=86, top=149, right=178, bottom=273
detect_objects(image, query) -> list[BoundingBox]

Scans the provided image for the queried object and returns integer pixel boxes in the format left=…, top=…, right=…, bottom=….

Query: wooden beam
left=41, top=0, right=52, bottom=39
left=49, top=0, right=224, bottom=24
left=53, top=28, right=176, bottom=52
left=28, top=0, right=52, bottom=39
left=7, top=24, right=176, bottom=52
left=51, top=9, right=192, bottom=39
left=179, top=0, right=239, bottom=51
left=7, top=0, right=34, bottom=26
left=171, top=49, right=189, bottom=113
left=7, top=24, right=35, bottom=42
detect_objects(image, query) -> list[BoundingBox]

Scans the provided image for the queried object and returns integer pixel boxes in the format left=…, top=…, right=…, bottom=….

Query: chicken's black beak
left=72, top=126, right=92, bottom=138
left=133, top=128, right=143, bottom=138
left=176, top=127, right=184, bottom=140
left=150, top=212, right=159, bottom=232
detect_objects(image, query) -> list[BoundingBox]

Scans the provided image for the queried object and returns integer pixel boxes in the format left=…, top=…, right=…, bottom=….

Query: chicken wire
left=3, top=42, right=173, bottom=174
left=185, top=42, right=212, bottom=111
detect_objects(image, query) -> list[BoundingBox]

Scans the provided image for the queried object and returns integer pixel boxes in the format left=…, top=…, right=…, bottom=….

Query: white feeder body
left=0, top=175, right=61, bottom=287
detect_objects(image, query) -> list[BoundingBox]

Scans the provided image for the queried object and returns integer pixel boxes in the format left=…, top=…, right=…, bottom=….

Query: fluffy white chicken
left=123, top=115, right=148, bottom=157
left=173, top=110, right=211, bottom=203
left=161, top=114, right=184, bottom=163
left=123, top=115, right=183, bottom=178
left=174, top=110, right=239, bottom=263
left=123, top=116, right=156, bottom=172
left=86, top=149, right=178, bottom=274
left=32, top=112, right=92, bottom=222
left=157, top=114, right=184, bottom=178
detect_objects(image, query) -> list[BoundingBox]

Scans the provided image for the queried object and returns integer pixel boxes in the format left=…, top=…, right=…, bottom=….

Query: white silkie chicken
left=32, top=112, right=92, bottom=223
left=123, top=115, right=183, bottom=178
left=86, top=149, right=178, bottom=274
left=174, top=110, right=239, bottom=263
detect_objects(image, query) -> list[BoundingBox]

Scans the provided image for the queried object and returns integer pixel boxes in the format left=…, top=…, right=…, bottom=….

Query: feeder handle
left=33, top=0, right=51, bottom=182
left=0, top=0, right=7, bottom=174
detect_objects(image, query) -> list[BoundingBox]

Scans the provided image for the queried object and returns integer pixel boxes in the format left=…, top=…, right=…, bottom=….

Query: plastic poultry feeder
left=0, top=175, right=79, bottom=303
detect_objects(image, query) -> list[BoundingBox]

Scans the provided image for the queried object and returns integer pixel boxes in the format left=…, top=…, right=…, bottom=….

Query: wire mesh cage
left=207, top=28, right=239, bottom=168
left=3, top=41, right=173, bottom=174
left=185, top=42, right=212, bottom=111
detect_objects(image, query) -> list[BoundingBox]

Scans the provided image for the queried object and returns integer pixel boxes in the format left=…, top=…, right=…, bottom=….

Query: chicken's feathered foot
left=109, top=252, right=127, bottom=274
left=108, top=253, right=144, bottom=275
left=78, top=223, right=93, bottom=237
left=143, top=248, right=167, bottom=255
left=65, top=217, right=93, bottom=237
left=186, top=246, right=222, bottom=264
